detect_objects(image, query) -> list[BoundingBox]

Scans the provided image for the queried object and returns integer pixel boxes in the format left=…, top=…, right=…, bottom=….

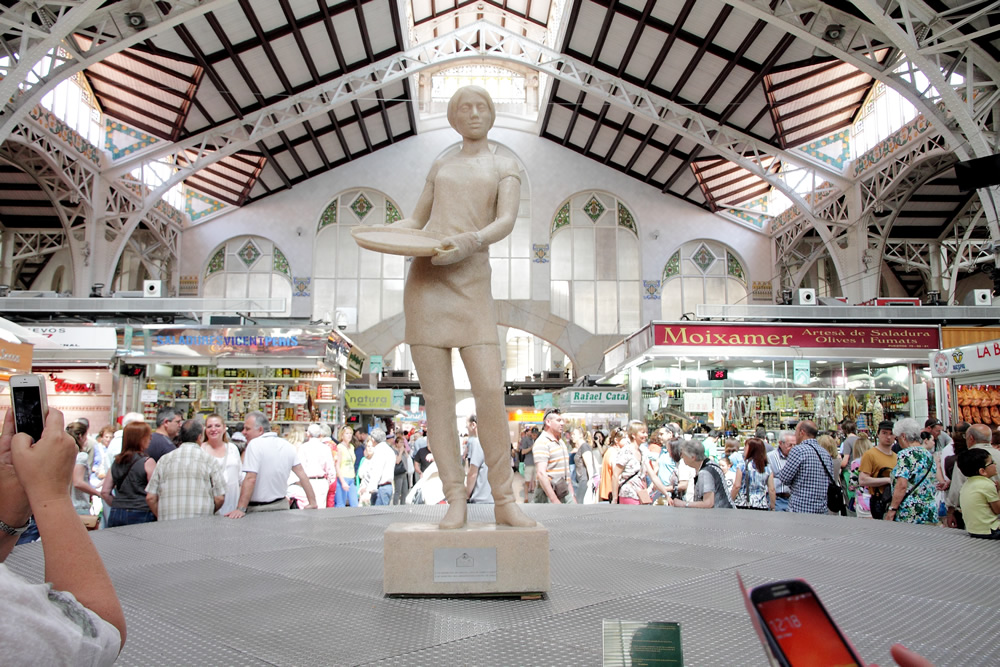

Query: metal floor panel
left=7, top=506, right=999, bottom=665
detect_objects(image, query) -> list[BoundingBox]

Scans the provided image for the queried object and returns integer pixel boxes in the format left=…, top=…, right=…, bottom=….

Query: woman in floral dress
left=886, top=419, right=938, bottom=524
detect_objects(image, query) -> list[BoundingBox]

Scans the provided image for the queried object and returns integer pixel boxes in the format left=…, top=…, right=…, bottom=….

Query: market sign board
left=652, top=323, right=940, bottom=350
left=555, top=389, right=628, bottom=410
left=144, top=327, right=330, bottom=358
left=930, top=338, right=1000, bottom=377
left=345, top=389, right=393, bottom=410
left=0, top=339, right=33, bottom=373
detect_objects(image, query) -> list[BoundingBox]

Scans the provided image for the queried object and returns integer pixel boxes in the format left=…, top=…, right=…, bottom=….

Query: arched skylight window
left=549, top=192, right=641, bottom=335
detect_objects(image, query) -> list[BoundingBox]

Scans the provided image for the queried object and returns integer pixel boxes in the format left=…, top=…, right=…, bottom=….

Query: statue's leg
left=411, top=344, right=466, bottom=529
left=460, top=344, right=536, bottom=527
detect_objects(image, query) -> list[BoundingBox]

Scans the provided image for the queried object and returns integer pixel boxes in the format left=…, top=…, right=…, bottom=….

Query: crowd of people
left=512, top=410, right=999, bottom=539
left=9, top=404, right=997, bottom=545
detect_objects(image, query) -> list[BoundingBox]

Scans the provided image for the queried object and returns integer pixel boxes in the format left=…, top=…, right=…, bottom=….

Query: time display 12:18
left=767, top=614, right=802, bottom=636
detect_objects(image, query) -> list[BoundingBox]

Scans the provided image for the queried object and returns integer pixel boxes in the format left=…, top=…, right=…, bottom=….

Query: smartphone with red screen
left=748, top=579, right=865, bottom=667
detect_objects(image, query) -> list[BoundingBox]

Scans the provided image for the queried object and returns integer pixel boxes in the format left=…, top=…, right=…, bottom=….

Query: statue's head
left=447, top=85, right=496, bottom=133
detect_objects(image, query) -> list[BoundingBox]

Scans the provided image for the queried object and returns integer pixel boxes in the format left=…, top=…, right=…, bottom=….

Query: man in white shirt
left=225, top=411, right=317, bottom=518
left=369, top=429, right=396, bottom=506
left=105, top=412, right=145, bottom=461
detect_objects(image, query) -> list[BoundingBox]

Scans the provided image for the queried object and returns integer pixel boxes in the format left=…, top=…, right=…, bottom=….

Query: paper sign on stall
left=210, top=389, right=229, bottom=402
left=683, top=392, right=712, bottom=413
left=140, top=389, right=159, bottom=403
left=288, top=391, right=307, bottom=404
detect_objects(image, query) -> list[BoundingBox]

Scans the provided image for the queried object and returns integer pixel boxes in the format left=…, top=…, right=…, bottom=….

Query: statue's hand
left=432, top=231, right=483, bottom=266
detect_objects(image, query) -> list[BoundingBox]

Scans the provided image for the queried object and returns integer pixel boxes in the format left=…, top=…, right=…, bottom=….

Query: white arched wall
left=201, top=235, right=294, bottom=317
left=659, top=239, right=750, bottom=319
left=179, top=122, right=771, bottom=361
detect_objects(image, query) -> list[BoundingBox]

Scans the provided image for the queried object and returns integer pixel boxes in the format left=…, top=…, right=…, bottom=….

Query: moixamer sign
left=653, top=324, right=939, bottom=350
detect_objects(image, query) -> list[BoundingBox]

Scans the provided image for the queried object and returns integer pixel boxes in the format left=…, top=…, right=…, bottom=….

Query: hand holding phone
left=742, top=575, right=865, bottom=667
left=10, top=406, right=77, bottom=504
left=9, top=374, right=47, bottom=443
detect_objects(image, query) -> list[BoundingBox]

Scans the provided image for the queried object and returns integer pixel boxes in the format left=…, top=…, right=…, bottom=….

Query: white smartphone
left=747, top=578, right=866, bottom=667
left=9, top=374, right=47, bottom=443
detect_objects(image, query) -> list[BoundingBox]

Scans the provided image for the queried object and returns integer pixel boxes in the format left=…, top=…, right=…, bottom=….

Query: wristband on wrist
left=0, top=516, right=30, bottom=536
left=237, top=506, right=248, bottom=513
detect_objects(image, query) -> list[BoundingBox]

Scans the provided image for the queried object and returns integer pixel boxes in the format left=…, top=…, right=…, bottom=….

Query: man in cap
left=924, top=418, right=953, bottom=454
left=857, top=420, right=898, bottom=519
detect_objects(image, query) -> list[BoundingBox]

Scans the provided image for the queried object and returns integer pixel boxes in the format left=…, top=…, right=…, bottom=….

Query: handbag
left=869, top=467, right=894, bottom=519
left=636, top=486, right=652, bottom=505
left=553, top=477, right=570, bottom=500
left=807, top=444, right=845, bottom=514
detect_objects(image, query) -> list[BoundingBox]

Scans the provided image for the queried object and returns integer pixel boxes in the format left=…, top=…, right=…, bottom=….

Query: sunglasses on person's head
left=543, top=408, right=561, bottom=420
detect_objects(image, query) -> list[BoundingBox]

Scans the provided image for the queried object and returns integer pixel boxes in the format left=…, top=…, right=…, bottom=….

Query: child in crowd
left=957, top=448, right=1000, bottom=539
left=0, top=408, right=126, bottom=664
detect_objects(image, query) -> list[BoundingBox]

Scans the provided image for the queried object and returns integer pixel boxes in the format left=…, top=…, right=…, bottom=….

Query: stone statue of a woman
left=387, top=86, right=535, bottom=529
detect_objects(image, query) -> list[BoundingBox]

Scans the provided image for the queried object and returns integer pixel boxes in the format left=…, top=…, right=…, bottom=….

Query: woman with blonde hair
left=610, top=420, right=669, bottom=505
left=201, top=413, right=242, bottom=515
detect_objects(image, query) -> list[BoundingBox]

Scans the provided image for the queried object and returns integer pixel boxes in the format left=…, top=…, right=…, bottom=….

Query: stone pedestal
left=383, top=521, right=550, bottom=596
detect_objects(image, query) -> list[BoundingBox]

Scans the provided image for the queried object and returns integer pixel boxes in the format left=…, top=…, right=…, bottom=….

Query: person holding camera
left=0, top=408, right=126, bottom=664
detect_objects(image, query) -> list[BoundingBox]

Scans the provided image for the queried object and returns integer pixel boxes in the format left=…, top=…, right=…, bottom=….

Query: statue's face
left=451, top=90, right=492, bottom=139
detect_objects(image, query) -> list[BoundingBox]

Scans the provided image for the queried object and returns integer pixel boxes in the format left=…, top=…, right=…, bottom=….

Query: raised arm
left=11, top=409, right=126, bottom=649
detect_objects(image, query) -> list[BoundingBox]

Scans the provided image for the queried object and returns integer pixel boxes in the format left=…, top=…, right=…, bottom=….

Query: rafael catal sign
left=556, top=389, right=628, bottom=409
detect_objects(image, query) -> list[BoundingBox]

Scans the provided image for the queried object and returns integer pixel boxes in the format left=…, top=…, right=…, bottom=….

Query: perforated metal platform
left=7, top=505, right=998, bottom=666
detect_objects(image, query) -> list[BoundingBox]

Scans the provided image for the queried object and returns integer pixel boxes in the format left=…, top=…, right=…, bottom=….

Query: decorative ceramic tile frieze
left=28, top=105, right=102, bottom=164
left=319, top=199, right=337, bottom=230
left=237, top=240, right=262, bottom=268
left=105, top=119, right=159, bottom=160
left=532, top=244, right=550, bottom=263
left=582, top=195, right=605, bottom=223
left=350, top=193, right=374, bottom=220
left=207, top=248, right=225, bottom=276
left=663, top=251, right=680, bottom=280
left=293, top=276, right=311, bottom=297
left=691, top=243, right=716, bottom=273
left=273, top=248, right=290, bottom=276
left=727, top=251, right=746, bottom=283
left=643, top=280, right=661, bottom=300
left=752, top=280, right=773, bottom=302
left=617, top=202, right=637, bottom=235
left=185, top=188, right=226, bottom=222
left=551, top=202, right=570, bottom=234
left=179, top=275, right=199, bottom=297
left=795, top=130, right=851, bottom=170
left=852, top=114, right=933, bottom=177
left=385, top=200, right=402, bottom=225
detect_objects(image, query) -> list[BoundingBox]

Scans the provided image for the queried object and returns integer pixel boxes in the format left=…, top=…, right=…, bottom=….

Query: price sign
left=210, top=389, right=230, bottom=402
left=288, top=391, right=307, bottom=404
left=140, top=389, right=159, bottom=403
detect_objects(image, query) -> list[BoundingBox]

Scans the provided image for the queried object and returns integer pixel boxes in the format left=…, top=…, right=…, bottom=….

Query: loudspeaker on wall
left=794, top=288, right=816, bottom=305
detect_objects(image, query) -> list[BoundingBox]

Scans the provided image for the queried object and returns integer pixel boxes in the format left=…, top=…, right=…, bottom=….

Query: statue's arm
left=477, top=174, right=520, bottom=246
left=392, top=172, right=436, bottom=230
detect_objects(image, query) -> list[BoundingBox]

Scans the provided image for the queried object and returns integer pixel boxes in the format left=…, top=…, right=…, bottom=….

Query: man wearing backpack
left=858, top=421, right=898, bottom=519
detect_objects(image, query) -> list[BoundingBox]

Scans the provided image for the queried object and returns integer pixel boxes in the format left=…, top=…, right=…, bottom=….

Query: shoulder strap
left=894, top=452, right=933, bottom=519
left=701, top=462, right=733, bottom=508
left=807, top=443, right=836, bottom=483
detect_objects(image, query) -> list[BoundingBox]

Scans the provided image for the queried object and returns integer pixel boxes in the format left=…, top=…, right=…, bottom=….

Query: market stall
left=929, top=337, right=1000, bottom=428
left=27, top=326, right=117, bottom=427
left=605, top=322, right=941, bottom=434
left=119, top=326, right=351, bottom=428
